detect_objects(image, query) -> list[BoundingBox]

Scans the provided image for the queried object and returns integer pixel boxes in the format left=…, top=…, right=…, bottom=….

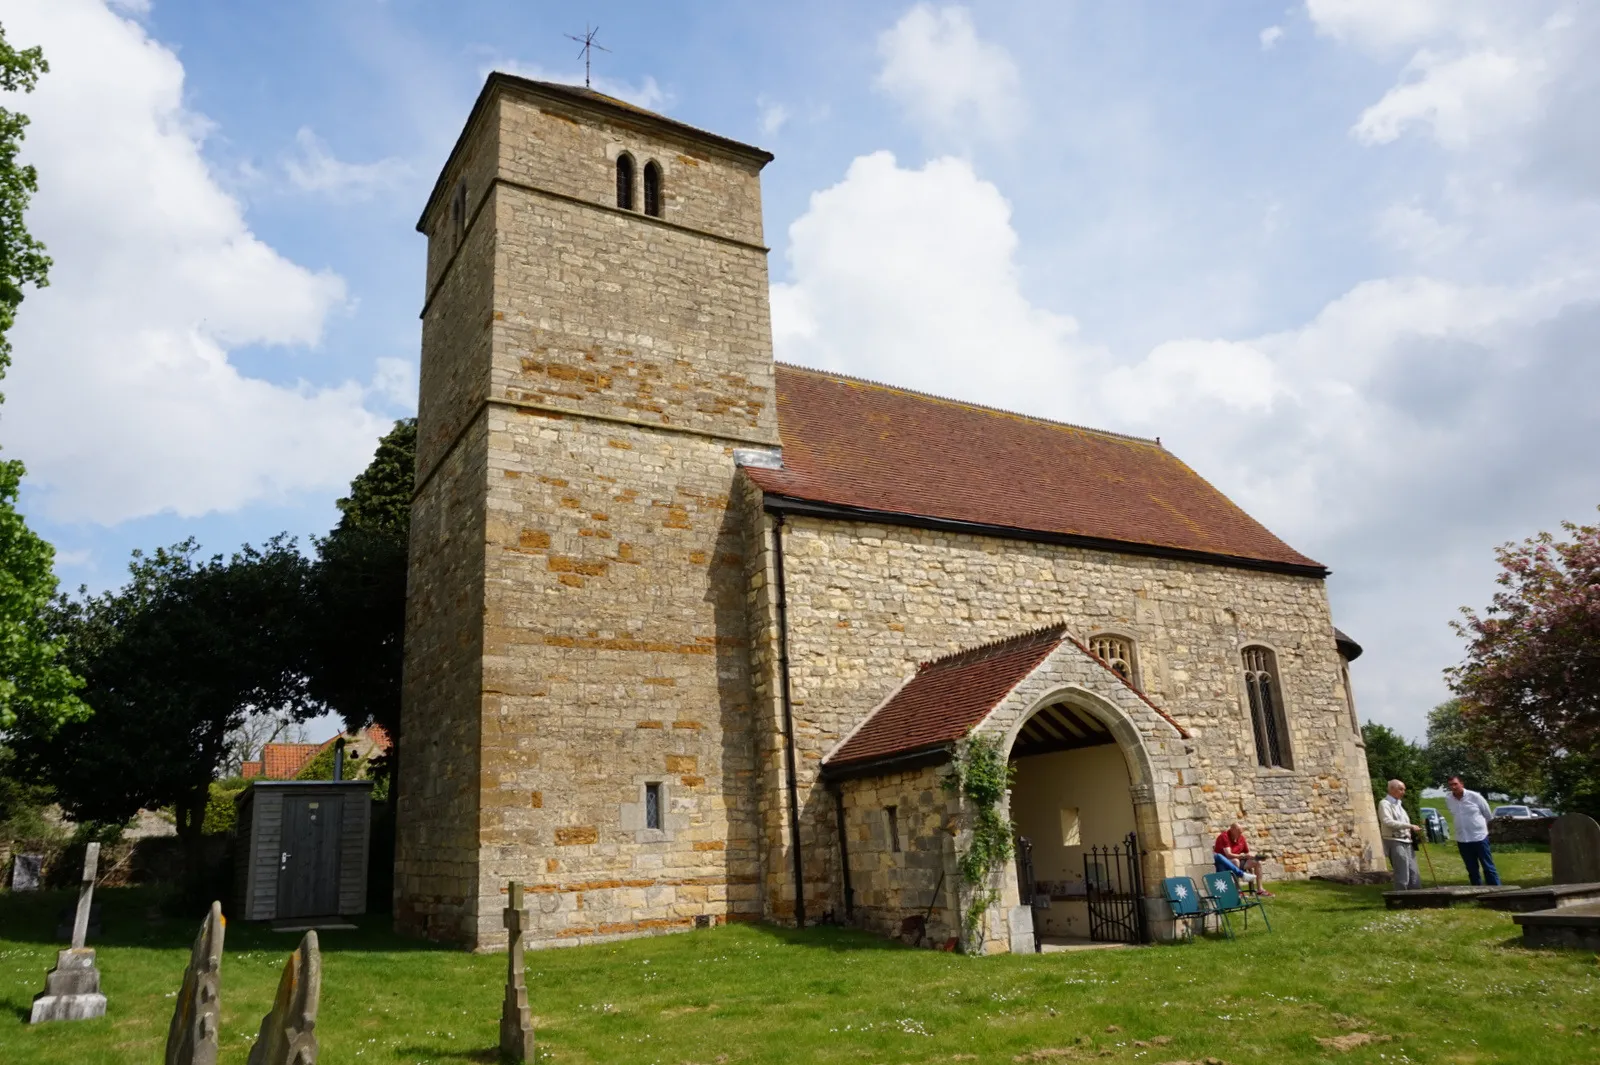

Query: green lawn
left=1, top=846, right=1594, bottom=1065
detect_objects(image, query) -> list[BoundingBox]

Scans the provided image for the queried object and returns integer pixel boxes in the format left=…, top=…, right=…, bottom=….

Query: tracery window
left=1242, top=645, right=1293, bottom=769
left=643, top=160, right=663, bottom=217
left=616, top=154, right=635, bottom=210
left=1089, top=633, right=1137, bottom=684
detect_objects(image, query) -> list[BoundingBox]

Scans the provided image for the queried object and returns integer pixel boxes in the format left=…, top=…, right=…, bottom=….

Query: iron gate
left=1083, top=831, right=1148, bottom=945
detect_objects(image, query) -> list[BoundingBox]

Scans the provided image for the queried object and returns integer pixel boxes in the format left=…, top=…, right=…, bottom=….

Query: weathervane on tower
left=564, top=25, right=609, bottom=88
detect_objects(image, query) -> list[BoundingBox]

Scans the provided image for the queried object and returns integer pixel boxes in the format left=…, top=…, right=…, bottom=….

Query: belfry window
left=449, top=178, right=468, bottom=239
left=616, top=154, right=635, bottom=210
left=1089, top=633, right=1137, bottom=684
left=1242, top=646, right=1292, bottom=769
left=643, top=160, right=662, bottom=217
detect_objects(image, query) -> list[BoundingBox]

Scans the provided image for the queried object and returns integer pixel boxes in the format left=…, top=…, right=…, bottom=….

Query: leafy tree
left=21, top=538, right=318, bottom=850
left=1424, top=698, right=1522, bottom=798
left=1361, top=721, right=1428, bottom=822
left=306, top=418, right=414, bottom=741
left=0, top=25, right=83, bottom=737
left=1448, top=512, right=1600, bottom=818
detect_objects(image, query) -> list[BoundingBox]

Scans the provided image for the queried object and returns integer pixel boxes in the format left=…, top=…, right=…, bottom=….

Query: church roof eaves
left=419, top=72, right=774, bottom=232
left=751, top=365, right=1327, bottom=576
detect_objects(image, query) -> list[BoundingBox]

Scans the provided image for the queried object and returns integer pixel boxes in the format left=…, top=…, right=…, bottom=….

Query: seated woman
left=1213, top=823, right=1273, bottom=896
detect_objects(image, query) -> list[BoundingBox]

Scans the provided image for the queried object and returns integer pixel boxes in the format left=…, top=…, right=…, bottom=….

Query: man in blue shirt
left=1444, top=776, right=1500, bottom=886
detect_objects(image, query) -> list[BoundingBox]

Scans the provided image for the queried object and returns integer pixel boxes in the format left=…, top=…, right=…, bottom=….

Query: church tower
left=397, top=74, right=778, bottom=948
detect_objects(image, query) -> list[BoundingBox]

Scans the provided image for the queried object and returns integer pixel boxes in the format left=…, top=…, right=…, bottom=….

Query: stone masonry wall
left=838, top=765, right=961, bottom=945
left=395, top=415, right=489, bottom=942
left=757, top=510, right=1378, bottom=925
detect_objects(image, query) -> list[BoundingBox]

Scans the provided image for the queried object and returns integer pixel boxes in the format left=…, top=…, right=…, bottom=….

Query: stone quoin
left=395, top=72, right=1385, bottom=951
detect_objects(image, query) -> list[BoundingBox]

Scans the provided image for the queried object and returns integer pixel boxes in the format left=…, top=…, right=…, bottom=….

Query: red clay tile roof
left=827, top=625, right=1072, bottom=769
left=364, top=724, right=393, bottom=753
left=747, top=365, right=1323, bottom=573
left=258, top=742, right=326, bottom=781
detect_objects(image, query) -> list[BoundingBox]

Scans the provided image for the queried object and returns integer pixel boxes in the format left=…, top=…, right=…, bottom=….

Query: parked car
left=1532, top=807, right=1557, bottom=818
left=1492, top=804, right=1534, bottom=819
left=1421, top=807, right=1448, bottom=842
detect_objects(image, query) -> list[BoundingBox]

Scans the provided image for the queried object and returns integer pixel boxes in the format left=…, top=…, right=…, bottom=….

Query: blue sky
left=5, top=0, right=1599, bottom=742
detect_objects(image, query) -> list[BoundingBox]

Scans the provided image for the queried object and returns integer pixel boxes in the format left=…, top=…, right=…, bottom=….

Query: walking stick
left=1419, top=837, right=1439, bottom=887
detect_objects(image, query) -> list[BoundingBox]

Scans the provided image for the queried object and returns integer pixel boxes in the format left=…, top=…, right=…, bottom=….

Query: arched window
left=643, top=160, right=662, bottom=217
left=1089, top=633, right=1137, bottom=685
left=1242, top=646, right=1292, bottom=769
left=616, top=154, right=635, bottom=210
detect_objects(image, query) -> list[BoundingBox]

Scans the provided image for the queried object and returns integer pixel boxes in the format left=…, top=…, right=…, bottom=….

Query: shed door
left=278, top=795, right=344, bottom=918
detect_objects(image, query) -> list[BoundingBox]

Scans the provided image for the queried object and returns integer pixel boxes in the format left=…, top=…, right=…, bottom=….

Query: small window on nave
left=643, top=160, right=663, bottom=217
left=1242, top=645, right=1293, bottom=769
left=1089, top=633, right=1137, bottom=685
left=616, top=153, right=635, bottom=210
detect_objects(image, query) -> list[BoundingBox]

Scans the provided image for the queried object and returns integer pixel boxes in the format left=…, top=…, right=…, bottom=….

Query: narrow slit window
left=1341, top=661, right=1360, bottom=734
left=1089, top=634, right=1137, bottom=684
left=643, top=160, right=662, bottom=217
left=645, top=782, right=662, bottom=830
left=886, top=805, right=900, bottom=853
left=449, top=178, right=468, bottom=239
left=616, top=154, right=635, bottom=210
left=1242, top=646, right=1292, bottom=769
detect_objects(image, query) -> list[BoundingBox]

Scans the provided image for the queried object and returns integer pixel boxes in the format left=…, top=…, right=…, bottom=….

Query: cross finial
left=563, top=24, right=610, bottom=89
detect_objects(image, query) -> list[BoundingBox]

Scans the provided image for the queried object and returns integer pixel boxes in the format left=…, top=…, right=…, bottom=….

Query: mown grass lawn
left=0, top=846, right=1594, bottom=1065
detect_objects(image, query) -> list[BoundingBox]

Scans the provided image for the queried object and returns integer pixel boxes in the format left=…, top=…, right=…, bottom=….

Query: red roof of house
left=827, top=625, right=1072, bottom=768
left=259, top=742, right=326, bottom=781
left=746, top=366, right=1323, bottom=573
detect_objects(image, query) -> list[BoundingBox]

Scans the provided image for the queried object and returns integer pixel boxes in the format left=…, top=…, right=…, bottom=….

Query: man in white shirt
left=1444, top=776, right=1500, bottom=886
left=1378, top=779, right=1422, bottom=890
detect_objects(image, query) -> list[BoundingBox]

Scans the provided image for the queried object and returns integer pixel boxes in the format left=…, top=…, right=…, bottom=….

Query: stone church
left=395, top=72, right=1385, bottom=952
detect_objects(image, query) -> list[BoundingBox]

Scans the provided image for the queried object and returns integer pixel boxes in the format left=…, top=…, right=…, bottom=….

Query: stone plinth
left=1477, top=883, right=1600, bottom=913
left=1383, top=885, right=1521, bottom=910
left=30, top=948, right=106, bottom=1022
left=1513, top=903, right=1600, bottom=950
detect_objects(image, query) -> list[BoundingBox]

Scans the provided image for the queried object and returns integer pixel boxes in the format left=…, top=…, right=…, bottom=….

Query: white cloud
left=1260, top=26, right=1285, bottom=51
left=756, top=96, right=790, bottom=138
left=1, top=0, right=388, bottom=523
left=1305, top=0, right=1460, bottom=52
left=875, top=4, right=1023, bottom=145
left=1353, top=48, right=1536, bottom=148
left=369, top=356, right=416, bottom=410
left=284, top=127, right=410, bottom=200
left=489, top=60, right=669, bottom=112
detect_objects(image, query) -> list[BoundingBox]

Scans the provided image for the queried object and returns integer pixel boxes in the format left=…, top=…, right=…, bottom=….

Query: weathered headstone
left=500, top=882, right=536, bottom=1062
left=247, top=930, right=320, bottom=1065
left=165, top=901, right=226, bottom=1065
left=12, top=851, right=43, bottom=891
left=1550, top=812, right=1600, bottom=885
left=29, top=842, right=106, bottom=1023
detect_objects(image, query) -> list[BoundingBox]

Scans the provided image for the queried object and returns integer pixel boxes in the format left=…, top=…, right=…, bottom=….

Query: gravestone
left=247, top=930, right=320, bottom=1065
left=1550, top=813, right=1600, bottom=885
left=12, top=851, right=43, bottom=891
left=165, top=901, right=226, bottom=1065
left=500, top=882, right=536, bottom=1062
left=29, top=842, right=106, bottom=1022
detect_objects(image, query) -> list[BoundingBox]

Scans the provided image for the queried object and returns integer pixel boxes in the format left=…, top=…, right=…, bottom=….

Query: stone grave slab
left=1383, top=884, right=1521, bottom=910
left=12, top=851, right=42, bottom=891
left=247, top=930, right=320, bottom=1065
left=1550, top=813, right=1600, bottom=885
left=1513, top=902, right=1600, bottom=951
left=165, top=901, right=226, bottom=1065
left=30, top=843, right=106, bottom=1023
left=1478, top=882, right=1600, bottom=913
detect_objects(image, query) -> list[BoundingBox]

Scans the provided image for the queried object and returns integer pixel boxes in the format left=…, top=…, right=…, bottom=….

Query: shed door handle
left=281, top=851, right=290, bottom=870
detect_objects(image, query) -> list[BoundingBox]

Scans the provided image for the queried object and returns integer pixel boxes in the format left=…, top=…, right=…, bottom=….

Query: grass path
left=0, top=847, right=1594, bottom=1064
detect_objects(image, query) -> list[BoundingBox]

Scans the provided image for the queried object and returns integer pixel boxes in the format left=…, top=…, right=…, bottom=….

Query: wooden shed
left=233, top=781, right=373, bottom=921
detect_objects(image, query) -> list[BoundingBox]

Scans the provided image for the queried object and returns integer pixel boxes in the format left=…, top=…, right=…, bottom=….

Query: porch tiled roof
left=826, top=625, right=1072, bottom=769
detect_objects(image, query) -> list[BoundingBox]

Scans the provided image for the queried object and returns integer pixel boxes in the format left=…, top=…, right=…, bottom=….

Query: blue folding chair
left=1161, top=876, right=1216, bottom=940
left=1202, top=871, right=1271, bottom=938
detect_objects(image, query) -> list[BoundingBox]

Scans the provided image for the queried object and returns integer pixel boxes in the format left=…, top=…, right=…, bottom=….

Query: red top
left=1214, top=831, right=1249, bottom=858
